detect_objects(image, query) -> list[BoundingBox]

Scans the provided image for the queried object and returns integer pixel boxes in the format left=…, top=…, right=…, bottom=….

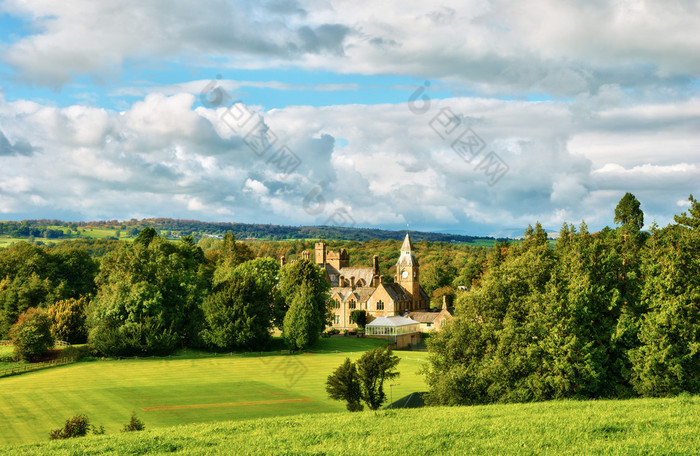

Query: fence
left=0, top=356, right=76, bottom=379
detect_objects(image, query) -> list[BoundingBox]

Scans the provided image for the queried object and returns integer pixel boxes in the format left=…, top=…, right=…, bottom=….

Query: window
left=349, top=300, right=356, bottom=310
left=333, top=315, right=340, bottom=325
left=377, top=300, right=384, bottom=310
left=332, top=299, right=340, bottom=309
left=426, top=322, right=432, bottom=327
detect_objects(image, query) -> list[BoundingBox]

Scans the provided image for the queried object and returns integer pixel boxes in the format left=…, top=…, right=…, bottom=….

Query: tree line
left=424, top=193, right=700, bottom=402
left=1, top=229, right=331, bottom=360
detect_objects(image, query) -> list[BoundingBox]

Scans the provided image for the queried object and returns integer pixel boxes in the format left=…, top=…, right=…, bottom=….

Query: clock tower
left=396, top=232, right=422, bottom=310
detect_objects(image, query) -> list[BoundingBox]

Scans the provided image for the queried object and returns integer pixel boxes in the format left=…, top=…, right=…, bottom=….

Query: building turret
left=396, top=232, right=422, bottom=310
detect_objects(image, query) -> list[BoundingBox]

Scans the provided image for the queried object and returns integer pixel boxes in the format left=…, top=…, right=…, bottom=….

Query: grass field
left=6, top=395, right=699, bottom=455
left=0, top=338, right=427, bottom=446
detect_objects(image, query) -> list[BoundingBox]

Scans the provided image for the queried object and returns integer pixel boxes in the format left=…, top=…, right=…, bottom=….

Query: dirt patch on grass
left=142, top=398, right=314, bottom=411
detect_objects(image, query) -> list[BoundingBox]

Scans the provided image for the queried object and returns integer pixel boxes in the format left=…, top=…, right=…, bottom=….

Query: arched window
left=349, top=300, right=356, bottom=310
left=332, top=299, right=341, bottom=309
left=377, top=300, right=384, bottom=310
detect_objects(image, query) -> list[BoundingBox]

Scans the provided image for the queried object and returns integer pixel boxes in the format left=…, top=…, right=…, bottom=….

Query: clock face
left=401, top=270, right=408, bottom=278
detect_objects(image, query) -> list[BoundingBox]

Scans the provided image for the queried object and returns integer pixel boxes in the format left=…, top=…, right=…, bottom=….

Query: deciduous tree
left=10, top=307, right=54, bottom=361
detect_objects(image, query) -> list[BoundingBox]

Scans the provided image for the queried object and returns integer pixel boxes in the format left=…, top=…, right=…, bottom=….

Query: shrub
left=122, top=413, right=145, bottom=432
left=49, top=415, right=91, bottom=440
left=10, top=308, right=54, bottom=361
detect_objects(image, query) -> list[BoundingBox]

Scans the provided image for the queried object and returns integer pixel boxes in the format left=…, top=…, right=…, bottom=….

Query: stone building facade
left=310, top=233, right=430, bottom=329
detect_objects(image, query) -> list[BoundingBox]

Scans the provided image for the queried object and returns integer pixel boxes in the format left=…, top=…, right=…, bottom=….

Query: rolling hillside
left=6, top=395, right=699, bottom=455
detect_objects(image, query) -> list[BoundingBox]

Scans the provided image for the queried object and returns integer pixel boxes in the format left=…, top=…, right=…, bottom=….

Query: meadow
left=0, top=338, right=427, bottom=446
left=5, top=395, right=699, bottom=455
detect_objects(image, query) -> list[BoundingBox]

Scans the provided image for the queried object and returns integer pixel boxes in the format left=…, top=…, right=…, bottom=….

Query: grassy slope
left=0, top=338, right=426, bottom=446
left=6, top=395, right=699, bottom=455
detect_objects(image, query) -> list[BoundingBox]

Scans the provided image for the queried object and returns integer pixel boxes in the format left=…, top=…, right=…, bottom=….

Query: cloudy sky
left=0, top=0, right=698, bottom=237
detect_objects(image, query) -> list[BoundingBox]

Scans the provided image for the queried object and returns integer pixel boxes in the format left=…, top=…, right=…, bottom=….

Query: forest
left=424, top=193, right=700, bottom=402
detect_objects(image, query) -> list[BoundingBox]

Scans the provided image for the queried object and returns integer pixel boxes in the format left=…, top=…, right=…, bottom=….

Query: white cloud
left=2, top=0, right=698, bottom=98
left=1, top=0, right=699, bottom=239
left=1, top=88, right=694, bottom=234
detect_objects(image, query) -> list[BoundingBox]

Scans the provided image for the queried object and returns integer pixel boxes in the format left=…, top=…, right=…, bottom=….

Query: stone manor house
left=305, top=233, right=431, bottom=329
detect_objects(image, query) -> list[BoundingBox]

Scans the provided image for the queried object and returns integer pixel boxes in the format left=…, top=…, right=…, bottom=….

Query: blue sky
left=0, top=0, right=698, bottom=237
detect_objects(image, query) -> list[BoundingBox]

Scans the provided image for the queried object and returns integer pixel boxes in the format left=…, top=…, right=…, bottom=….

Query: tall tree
left=88, top=234, right=208, bottom=355
left=614, top=192, right=644, bottom=239
left=212, top=232, right=254, bottom=285
left=674, top=194, right=700, bottom=231
left=200, top=272, right=272, bottom=350
left=326, top=358, right=363, bottom=411
left=630, top=223, right=700, bottom=395
left=48, top=297, right=88, bottom=344
left=221, top=257, right=283, bottom=327
left=282, top=285, right=319, bottom=350
left=279, top=258, right=330, bottom=349
left=356, top=347, right=401, bottom=411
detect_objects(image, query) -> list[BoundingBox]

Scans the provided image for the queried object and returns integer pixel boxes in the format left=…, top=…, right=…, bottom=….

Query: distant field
left=7, top=395, right=699, bottom=455
left=0, top=338, right=427, bottom=446
left=0, top=229, right=140, bottom=247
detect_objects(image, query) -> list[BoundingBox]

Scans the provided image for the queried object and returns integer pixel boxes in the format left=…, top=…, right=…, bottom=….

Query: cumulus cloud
left=2, top=0, right=698, bottom=97
left=1, top=0, right=351, bottom=87
left=0, top=0, right=697, bottom=235
left=1, top=89, right=697, bottom=235
left=0, top=130, right=36, bottom=156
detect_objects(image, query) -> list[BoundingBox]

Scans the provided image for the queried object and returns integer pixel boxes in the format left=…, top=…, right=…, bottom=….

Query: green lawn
left=0, top=339, right=427, bottom=446
left=6, top=395, right=699, bottom=455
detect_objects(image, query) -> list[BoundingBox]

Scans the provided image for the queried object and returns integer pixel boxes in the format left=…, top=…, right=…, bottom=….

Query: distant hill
left=0, top=218, right=503, bottom=243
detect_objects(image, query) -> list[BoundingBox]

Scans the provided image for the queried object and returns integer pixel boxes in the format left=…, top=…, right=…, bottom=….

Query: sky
left=0, top=0, right=698, bottom=237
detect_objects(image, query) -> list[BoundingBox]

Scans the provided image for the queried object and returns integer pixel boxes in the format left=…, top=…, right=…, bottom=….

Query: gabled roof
left=367, top=315, right=419, bottom=327
left=377, top=282, right=410, bottom=302
left=408, top=310, right=450, bottom=323
left=337, top=267, right=375, bottom=287
left=331, top=287, right=375, bottom=304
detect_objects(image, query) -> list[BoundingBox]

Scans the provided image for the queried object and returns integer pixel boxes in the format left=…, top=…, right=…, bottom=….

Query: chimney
left=350, top=276, right=355, bottom=289
left=442, top=295, right=447, bottom=310
left=280, top=255, right=286, bottom=266
left=302, top=250, right=310, bottom=261
left=379, top=275, right=384, bottom=284
left=373, top=255, right=379, bottom=274
left=340, top=275, right=345, bottom=287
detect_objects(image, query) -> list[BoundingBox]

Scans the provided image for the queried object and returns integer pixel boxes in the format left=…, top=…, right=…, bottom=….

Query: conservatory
left=365, top=316, right=420, bottom=349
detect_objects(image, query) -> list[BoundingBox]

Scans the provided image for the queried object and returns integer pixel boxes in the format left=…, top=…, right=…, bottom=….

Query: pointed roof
left=397, top=232, right=418, bottom=267
left=400, top=232, right=413, bottom=253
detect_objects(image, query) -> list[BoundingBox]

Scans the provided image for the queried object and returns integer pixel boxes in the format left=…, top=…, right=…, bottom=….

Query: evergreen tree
left=630, top=224, right=700, bottom=395
left=279, top=258, right=331, bottom=348
left=356, top=347, right=401, bottom=410
left=674, top=194, right=700, bottom=230
left=200, top=272, right=272, bottom=350
left=326, top=358, right=363, bottom=411
left=283, top=285, right=318, bottom=350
